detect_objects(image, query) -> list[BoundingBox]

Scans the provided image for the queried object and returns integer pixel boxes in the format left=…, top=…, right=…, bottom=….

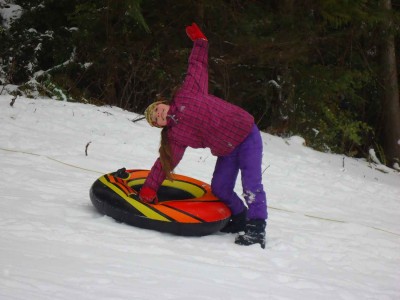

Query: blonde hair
left=144, top=98, right=174, bottom=179
left=159, top=127, right=174, bottom=180
left=144, top=100, right=166, bottom=127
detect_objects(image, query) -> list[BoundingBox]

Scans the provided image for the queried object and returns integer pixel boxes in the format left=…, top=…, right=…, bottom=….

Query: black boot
left=235, top=219, right=266, bottom=249
left=220, top=209, right=247, bottom=233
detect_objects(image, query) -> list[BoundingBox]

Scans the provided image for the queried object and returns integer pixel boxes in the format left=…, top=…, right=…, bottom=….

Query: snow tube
left=89, top=168, right=231, bottom=236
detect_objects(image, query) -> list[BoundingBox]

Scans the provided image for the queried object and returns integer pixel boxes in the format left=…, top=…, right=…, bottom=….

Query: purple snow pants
left=211, top=124, right=268, bottom=220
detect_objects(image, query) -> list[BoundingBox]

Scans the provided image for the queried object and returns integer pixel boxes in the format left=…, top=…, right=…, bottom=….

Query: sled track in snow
left=1, top=147, right=399, bottom=238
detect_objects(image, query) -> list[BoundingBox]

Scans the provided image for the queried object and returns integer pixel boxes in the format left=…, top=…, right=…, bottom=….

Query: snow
left=0, top=1, right=22, bottom=29
left=369, top=148, right=382, bottom=165
left=0, top=95, right=399, bottom=300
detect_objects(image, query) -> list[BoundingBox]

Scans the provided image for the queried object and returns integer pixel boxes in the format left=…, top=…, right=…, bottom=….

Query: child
left=139, top=23, right=268, bottom=248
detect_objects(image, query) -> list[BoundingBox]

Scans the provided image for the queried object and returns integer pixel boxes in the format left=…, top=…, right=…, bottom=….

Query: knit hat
left=144, top=101, right=165, bottom=127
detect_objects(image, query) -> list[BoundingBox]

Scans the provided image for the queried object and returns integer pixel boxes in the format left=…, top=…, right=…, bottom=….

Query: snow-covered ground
left=1, top=95, right=399, bottom=300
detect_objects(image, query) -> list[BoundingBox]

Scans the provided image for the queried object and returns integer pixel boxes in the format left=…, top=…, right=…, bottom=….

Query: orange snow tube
left=89, top=168, right=231, bottom=236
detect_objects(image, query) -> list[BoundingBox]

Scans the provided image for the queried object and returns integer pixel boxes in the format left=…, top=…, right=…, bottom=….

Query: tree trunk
left=381, top=0, right=400, bottom=167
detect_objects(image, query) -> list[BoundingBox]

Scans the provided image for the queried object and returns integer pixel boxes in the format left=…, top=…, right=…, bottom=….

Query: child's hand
left=139, top=186, right=158, bottom=204
left=186, top=23, right=208, bottom=41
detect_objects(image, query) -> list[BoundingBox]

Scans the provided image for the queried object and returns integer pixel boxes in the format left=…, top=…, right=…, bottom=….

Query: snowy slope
left=1, top=95, right=399, bottom=300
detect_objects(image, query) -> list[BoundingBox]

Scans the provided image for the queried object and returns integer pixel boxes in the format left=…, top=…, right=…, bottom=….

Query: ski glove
left=139, top=186, right=158, bottom=204
left=186, top=23, right=207, bottom=41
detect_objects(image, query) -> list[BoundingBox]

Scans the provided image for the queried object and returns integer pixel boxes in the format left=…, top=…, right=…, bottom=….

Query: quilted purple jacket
left=143, top=39, right=254, bottom=191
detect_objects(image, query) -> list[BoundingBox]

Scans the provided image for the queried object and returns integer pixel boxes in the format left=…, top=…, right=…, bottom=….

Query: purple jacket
left=143, top=39, right=254, bottom=191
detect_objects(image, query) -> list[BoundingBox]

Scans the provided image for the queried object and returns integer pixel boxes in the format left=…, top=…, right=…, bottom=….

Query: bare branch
left=85, top=141, right=92, bottom=156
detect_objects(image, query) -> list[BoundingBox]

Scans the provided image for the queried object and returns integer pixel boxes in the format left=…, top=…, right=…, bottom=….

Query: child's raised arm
left=181, top=23, right=209, bottom=94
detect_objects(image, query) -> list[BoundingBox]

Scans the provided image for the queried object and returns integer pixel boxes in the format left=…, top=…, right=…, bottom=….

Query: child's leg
left=238, top=126, right=268, bottom=220
left=211, top=153, right=246, bottom=216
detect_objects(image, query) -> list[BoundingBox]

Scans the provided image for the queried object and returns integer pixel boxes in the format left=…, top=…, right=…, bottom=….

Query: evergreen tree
left=1, top=0, right=399, bottom=167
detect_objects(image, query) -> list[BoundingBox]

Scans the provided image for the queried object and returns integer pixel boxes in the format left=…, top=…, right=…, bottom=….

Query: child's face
left=151, top=103, right=170, bottom=127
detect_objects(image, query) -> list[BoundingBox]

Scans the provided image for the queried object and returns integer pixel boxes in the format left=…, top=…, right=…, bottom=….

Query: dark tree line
left=1, top=0, right=399, bottom=167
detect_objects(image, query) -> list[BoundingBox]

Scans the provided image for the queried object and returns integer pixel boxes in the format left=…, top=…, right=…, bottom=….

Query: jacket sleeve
left=142, top=142, right=187, bottom=192
left=180, top=39, right=209, bottom=95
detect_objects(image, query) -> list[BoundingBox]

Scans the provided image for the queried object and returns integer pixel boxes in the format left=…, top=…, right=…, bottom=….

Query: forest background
left=1, top=0, right=399, bottom=168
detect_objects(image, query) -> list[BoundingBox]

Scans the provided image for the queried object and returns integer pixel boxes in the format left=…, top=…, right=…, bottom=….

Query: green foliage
left=306, top=108, right=373, bottom=155
left=1, top=0, right=76, bottom=84
left=292, top=63, right=374, bottom=156
left=1, top=0, right=399, bottom=162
